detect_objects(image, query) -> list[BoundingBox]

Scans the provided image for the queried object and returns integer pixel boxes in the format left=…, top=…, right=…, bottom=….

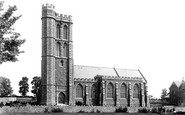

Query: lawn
left=2, top=113, right=176, bottom=115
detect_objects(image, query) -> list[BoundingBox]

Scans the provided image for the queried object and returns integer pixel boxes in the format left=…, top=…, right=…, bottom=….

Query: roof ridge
left=74, top=65, right=138, bottom=71
left=115, top=67, right=138, bottom=71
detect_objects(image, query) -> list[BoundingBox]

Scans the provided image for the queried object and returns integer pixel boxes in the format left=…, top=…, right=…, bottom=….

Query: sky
left=1, top=0, right=185, bottom=98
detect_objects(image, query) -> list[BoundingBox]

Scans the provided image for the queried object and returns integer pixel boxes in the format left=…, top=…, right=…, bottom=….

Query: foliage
left=115, top=106, right=127, bottom=113
left=0, top=76, right=13, bottom=96
left=31, top=76, right=41, bottom=98
left=19, top=77, right=29, bottom=96
left=138, top=108, right=150, bottom=113
left=44, top=106, right=63, bottom=113
left=151, top=107, right=159, bottom=113
left=75, top=101, right=82, bottom=106
left=0, top=1, right=25, bottom=64
left=161, top=88, right=168, bottom=101
left=0, top=105, right=112, bottom=114
left=0, top=105, right=174, bottom=114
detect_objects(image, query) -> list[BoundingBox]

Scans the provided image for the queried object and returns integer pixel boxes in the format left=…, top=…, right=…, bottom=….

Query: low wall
left=175, top=107, right=185, bottom=112
left=0, top=97, right=33, bottom=104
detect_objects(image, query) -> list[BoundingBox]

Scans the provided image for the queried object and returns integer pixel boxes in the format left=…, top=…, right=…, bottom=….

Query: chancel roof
left=115, top=68, right=143, bottom=78
left=74, top=65, right=145, bottom=80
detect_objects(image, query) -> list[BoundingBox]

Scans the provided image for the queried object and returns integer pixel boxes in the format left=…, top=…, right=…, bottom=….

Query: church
left=40, top=4, right=150, bottom=107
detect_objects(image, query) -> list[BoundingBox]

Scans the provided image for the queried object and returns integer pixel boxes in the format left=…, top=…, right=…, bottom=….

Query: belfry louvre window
left=120, top=83, right=127, bottom=98
left=63, top=25, right=67, bottom=39
left=76, top=84, right=83, bottom=98
left=56, top=24, right=60, bottom=38
left=63, top=43, right=67, bottom=57
left=133, top=84, right=139, bottom=98
left=107, top=83, right=114, bottom=98
left=57, top=42, right=61, bottom=57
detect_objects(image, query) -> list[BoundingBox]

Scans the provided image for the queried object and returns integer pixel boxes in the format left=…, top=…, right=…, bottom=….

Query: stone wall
left=73, top=76, right=148, bottom=107
left=41, top=4, right=73, bottom=105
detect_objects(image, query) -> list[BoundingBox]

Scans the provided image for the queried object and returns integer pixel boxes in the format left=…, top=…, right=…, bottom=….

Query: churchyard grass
left=0, top=105, right=178, bottom=115
left=2, top=113, right=176, bottom=115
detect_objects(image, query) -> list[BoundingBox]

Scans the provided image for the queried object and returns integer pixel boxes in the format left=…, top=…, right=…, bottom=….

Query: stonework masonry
left=40, top=4, right=149, bottom=107
left=41, top=3, right=74, bottom=105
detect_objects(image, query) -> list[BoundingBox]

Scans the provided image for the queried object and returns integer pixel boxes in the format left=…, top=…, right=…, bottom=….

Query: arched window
left=57, top=42, right=61, bottom=57
left=107, top=82, right=114, bottom=98
left=76, top=84, right=83, bottom=98
left=63, top=25, right=67, bottom=39
left=91, top=84, right=96, bottom=99
left=63, top=43, right=67, bottom=57
left=133, top=84, right=139, bottom=98
left=58, top=92, right=65, bottom=104
left=120, top=83, right=127, bottom=98
left=56, top=24, right=60, bottom=38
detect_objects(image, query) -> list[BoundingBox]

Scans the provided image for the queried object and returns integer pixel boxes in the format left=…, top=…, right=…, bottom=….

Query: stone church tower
left=40, top=4, right=149, bottom=107
left=41, top=4, right=74, bottom=105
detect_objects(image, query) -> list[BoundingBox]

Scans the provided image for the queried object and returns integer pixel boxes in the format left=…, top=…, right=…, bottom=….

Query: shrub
left=78, top=110, right=85, bottom=113
left=96, top=109, right=101, bottom=113
left=0, top=102, right=4, bottom=107
left=44, top=106, right=52, bottom=113
left=115, top=106, right=127, bottom=113
left=75, top=101, right=82, bottom=106
left=0, top=105, right=116, bottom=114
left=151, top=107, right=159, bottom=113
left=138, top=107, right=150, bottom=113
left=51, top=107, right=63, bottom=113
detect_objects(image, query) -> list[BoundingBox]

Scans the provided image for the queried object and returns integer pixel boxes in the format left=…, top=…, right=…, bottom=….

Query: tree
left=161, top=88, right=168, bottom=101
left=0, top=76, right=13, bottom=96
left=0, top=1, right=25, bottom=64
left=31, top=76, right=41, bottom=98
left=19, top=77, right=29, bottom=96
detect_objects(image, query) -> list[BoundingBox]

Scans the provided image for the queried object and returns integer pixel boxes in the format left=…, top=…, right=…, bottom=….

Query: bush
left=115, top=106, right=127, bottom=113
left=138, top=107, right=150, bottom=113
left=78, top=110, right=85, bottom=113
left=96, top=109, right=101, bottom=113
left=0, top=102, right=4, bottom=107
left=51, top=107, right=63, bottom=113
left=75, top=101, right=82, bottom=106
left=151, top=107, right=159, bottom=113
left=0, top=105, right=117, bottom=114
left=44, top=106, right=63, bottom=113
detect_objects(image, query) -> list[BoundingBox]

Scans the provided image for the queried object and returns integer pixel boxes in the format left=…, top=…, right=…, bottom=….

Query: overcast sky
left=1, top=0, right=185, bottom=98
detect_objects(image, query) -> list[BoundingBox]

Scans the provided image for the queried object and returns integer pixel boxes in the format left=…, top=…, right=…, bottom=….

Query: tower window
left=56, top=24, right=61, bottom=39
left=63, top=25, right=67, bottom=39
left=63, top=43, right=67, bottom=57
left=57, top=42, right=61, bottom=57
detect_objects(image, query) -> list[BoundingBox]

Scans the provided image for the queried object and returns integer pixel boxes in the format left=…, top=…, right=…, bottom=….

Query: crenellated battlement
left=42, top=3, right=55, bottom=10
left=55, top=13, right=72, bottom=22
left=95, top=75, right=143, bottom=81
left=42, top=4, right=72, bottom=22
left=74, top=78, right=96, bottom=82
